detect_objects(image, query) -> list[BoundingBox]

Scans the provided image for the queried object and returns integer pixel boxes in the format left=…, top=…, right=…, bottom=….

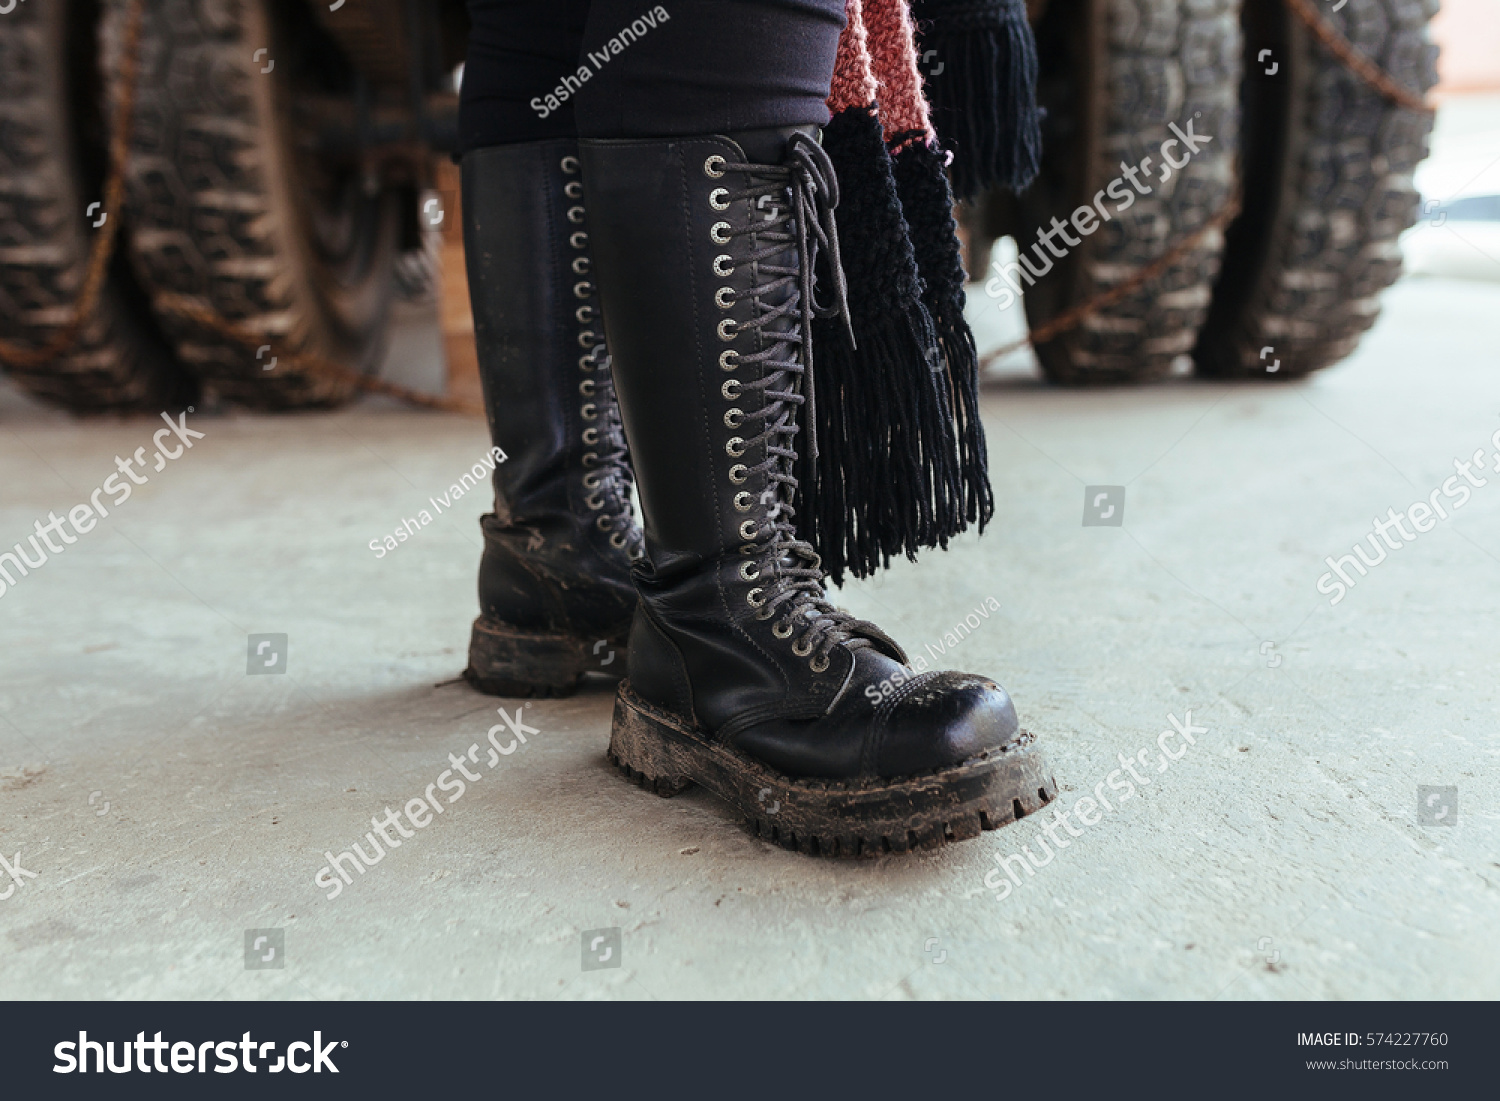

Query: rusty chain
left=154, top=293, right=477, bottom=414
left=979, top=0, right=1432, bottom=367
left=0, top=0, right=141, bottom=371
left=979, top=192, right=1243, bottom=368
left=1284, top=0, right=1435, bottom=115
left=1, top=0, right=1433, bottom=398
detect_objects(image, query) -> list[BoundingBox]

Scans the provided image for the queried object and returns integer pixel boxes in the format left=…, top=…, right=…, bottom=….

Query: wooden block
left=434, top=157, right=483, bottom=411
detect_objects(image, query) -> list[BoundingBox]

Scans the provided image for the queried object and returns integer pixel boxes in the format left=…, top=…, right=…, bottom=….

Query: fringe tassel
left=910, top=0, right=1042, bottom=200
left=888, top=134, right=994, bottom=530
left=803, top=105, right=962, bottom=585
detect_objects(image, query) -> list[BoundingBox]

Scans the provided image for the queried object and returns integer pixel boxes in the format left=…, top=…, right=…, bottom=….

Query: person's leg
left=578, top=1, right=1055, bottom=852
left=573, top=0, right=844, bottom=140
left=458, top=0, right=591, bottom=153
left=458, top=1, right=642, bottom=698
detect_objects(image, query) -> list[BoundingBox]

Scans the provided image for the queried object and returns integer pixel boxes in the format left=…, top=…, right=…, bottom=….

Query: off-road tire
left=1195, top=0, right=1438, bottom=379
left=0, top=0, right=192, bottom=414
left=102, top=0, right=399, bottom=409
left=1017, top=0, right=1242, bottom=384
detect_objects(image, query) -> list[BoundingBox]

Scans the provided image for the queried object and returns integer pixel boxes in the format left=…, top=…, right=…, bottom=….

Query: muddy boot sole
left=464, top=616, right=627, bottom=698
left=608, top=681, right=1059, bottom=857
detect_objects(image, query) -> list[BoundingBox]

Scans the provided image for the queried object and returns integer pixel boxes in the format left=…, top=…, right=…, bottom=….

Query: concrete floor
left=5, top=98, right=1500, bottom=995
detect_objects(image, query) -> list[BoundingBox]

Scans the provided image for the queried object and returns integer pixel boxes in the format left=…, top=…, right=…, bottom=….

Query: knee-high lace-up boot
left=580, top=128, right=1056, bottom=854
left=461, top=140, right=642, bottom=698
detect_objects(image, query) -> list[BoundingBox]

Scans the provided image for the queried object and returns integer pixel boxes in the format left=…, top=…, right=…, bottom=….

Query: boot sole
left=608, top=681, right=1059, bottom=857
left=464, top=616, right=627, bottom=699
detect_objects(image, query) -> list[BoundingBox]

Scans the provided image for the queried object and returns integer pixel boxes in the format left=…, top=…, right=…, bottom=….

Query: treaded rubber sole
left=0, top=0, right=193, bottom=413
left=1020, top=0, right=1240, bottom=385
left=1194, top=0, right=1438, bottom=379
left=608, top=681, right=1059, bottom=857
left=102, top=0, right=398, bottom=410
left=464, top=615, right=626, bottom=699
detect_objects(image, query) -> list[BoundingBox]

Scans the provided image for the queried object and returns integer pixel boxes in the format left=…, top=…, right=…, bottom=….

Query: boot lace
left=717, top=133, right=882, bottom=669
left=582, top=343, right=644, bottom=560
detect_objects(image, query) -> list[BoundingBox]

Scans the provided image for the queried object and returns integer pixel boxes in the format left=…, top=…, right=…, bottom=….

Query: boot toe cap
left=872, top=671, right=1021, bottom=778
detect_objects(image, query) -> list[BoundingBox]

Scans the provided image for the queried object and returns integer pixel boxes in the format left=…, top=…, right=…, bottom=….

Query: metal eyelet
left=704, top=155, right=726, bottom=178
left=567, top=206, right=585, bottom=224
left=572, top=257, right=590, bottom=275
left=724, top=408, right=744, bottom=429
left=739, top=561, right=759, bottom=581
left=728, top=464, right=748, bottom=484
left=739, top=544, right=756, bottom=555
left=791, top=637, right=814, bottom=657
left=725, top=437, right=745, bottom=457
left=610, top=532, right=627, bottom=548
left=582, top=472, right=602, bottom=489
left=597, top=515, right=612, bottom=531
left=722, top=379, right=742, bottom=400
left=773, top=622, right=794, bottom=640
left=710, top=222, right=731, bottom=244
left=576, top=306, right=595, bottom=324
left=578, top=331, right=597, bottom=349
left=564, top=181, right=583, bottom=198
left=753, top=606, right=772, bottom=621
left=738, top=519, right=757, bottom=541
left=574, top=281, right=593, bottom=299
left=734, top=491, right=753, bottom=512
left=560, top=155, right=580, bottom=174
left=582, top=452, right=599, bottom=466
left=715, top=287, right=735, bottom=309
left=579, top=379, right=596, bottom=397
left=747, top=587, right=765, bottom=607
left=582, top=428, right=599, bottom=445
left=570, top=231, right=588, bottom=249
left=713, top=255, right=734, bottom=277
left=578, top=355, right=596, bottom=371
left=810, top=655, right=830, bottom=673
left=717, top=319, right=737, bottom=341
left=581, top=403, right=598, bottom=421
left=719, top=350, right=739, bottom=371
left=709, top=187, right=729, bottom=210
left=586, top=493, right=604, bottom=510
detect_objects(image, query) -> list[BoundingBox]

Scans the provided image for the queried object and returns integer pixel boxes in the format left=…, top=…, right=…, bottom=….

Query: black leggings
left=458, top=0, right=846, bottom=153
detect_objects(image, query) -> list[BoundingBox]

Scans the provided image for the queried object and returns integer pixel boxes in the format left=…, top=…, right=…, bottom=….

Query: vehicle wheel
left=1013, top=0, right=1241, bottom=384
left=102, top=0, right=400, bottom=409
left=0, top=0, right=193, bottom=414
left=1195, top=0, right=1438, bottom=379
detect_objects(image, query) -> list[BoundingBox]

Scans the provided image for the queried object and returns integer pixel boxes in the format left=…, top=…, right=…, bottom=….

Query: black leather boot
left=581, top=128, right=1057, bottom=855
left=461, top=140, right=642, bottom=698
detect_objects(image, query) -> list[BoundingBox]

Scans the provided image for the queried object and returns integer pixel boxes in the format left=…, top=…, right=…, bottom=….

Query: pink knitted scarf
left=828, top=0, right=936, bottom=149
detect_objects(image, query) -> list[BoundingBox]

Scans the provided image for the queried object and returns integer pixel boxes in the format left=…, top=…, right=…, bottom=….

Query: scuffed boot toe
left=869, top=671, right=1022, bottom=779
